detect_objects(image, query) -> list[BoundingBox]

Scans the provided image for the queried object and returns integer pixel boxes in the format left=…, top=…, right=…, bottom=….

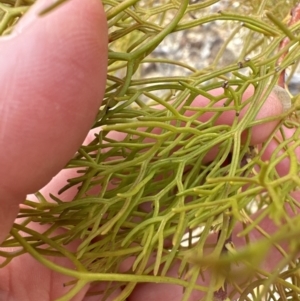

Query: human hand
left=0, top=0, right=297, bottom=300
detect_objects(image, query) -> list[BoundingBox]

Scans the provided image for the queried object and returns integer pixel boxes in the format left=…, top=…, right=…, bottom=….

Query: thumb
left=0, top=0, right=108, bottom=242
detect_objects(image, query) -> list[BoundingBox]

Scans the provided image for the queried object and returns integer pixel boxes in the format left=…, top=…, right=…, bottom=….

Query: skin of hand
left=0, top=0, right=298, bottom=300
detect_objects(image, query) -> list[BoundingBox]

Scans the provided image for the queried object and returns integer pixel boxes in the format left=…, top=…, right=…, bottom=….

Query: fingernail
left=0, top=0, right=58, bottom=41
left=38, top=0, right=70, bottom=16
left=272, top=85, right=292, bottom=112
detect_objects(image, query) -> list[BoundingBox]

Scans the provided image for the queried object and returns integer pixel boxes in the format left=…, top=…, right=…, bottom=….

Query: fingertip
left=190, top=86, right=284, bottom=145
left=0, top=0, right=108, bottom=195
left=0, top=0, right=108, bottom=241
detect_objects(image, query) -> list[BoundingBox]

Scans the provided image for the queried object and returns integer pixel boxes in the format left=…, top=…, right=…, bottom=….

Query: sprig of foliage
left=1, top=0, right=300, bottom=300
